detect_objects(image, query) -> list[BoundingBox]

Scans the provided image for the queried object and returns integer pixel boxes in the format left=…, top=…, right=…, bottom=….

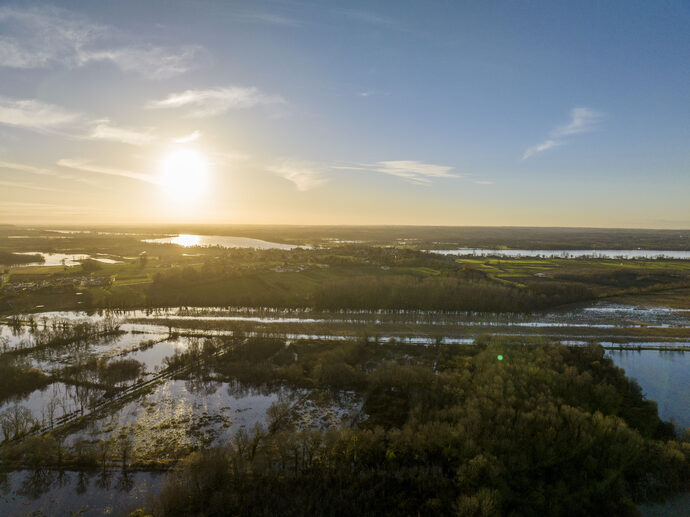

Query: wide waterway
left=142, top=233, right=305, bottom=250
left=429, top=248, right=690, bottom=259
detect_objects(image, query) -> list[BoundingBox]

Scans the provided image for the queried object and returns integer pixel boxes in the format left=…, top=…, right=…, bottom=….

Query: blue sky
left=0, top=0, right=688, bottom=227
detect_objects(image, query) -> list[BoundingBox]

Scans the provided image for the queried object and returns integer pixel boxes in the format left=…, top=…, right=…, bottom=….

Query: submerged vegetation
left=0, top=361, right=49, bottom=403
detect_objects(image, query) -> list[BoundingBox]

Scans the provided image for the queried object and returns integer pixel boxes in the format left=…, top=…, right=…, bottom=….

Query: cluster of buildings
left=272, top=263, right=330, bottom=273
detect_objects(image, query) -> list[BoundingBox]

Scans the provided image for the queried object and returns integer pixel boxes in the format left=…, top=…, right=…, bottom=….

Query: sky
left=0, top=0, right=688, bottom=228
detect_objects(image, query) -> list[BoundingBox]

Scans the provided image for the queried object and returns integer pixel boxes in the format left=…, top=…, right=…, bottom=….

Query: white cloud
left=147, top=87, right=285, bottom=117
left=79, top=46, right=203, bottom=80
left=522, top=139, right=561, bottom=160
left=89, top=120, right=155, bottom=146
left=230, top=10, right=300, bottom=26
left=522, top=107, right=603, bottom=160
left=215, top=150, right=250, bottom=163
left=0, top=179, right=64, bottom=192
left=57, top=159, right=157, bottom=184
left=268, top=160, right=327, bottom=191
left=0, top=160, right=95, bottom=184
left=173, top=130, right=202, bottom=144
left=377, top=161, right=456, bottom=182
left=357, top=90, right=389, bottom=98
left=0, top=5, right=202, bottom=79
left=334, top=160, right=458, bottom=185
left=0, top=96, right=156, bottom=146
left=553, top=107, right=602, bottom=137
left=0, top=97, right=82, bottom=131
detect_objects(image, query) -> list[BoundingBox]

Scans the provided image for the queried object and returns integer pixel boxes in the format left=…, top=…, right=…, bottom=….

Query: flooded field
left=12, top=252, right=122, bottom=267
left=65, top=380, right=291, bottom=459
left=0, top=301, right=687, bottom=515
left=0, top=382, right=94, bottom=428
left=1, top=302, right=686, bottom=441
left=0, top=469, right=162, bottom=516
left=10, top=302, right=687, bottom=353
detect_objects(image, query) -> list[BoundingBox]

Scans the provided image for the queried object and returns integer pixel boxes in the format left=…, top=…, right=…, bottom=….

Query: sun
left=158, top=148, right=209, bottom=201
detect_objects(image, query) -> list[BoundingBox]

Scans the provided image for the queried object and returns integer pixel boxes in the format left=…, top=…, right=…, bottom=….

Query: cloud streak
left=173, top=130, right=202, bottom=144
left=553, top=107, right=602, bottom=137
left=0, top=5, right=202, bottom=79
left=0, top=97, right=82, bottom=131
left=57, top=159, right=157, bottom=184
left=268, top=160, right=327, bottom=191
left=147, top=87, right=285, bottom=117
left=523, top=107, right=603, bottom=160
left=334, top=160, right=458, bottom=185
left=89, top=120, right=155, bottom=146
left=0, top=96, right=157, bottom=146
left=0, top=179, right=64, bottom=192
left=0, top=160, right=95, bottom=184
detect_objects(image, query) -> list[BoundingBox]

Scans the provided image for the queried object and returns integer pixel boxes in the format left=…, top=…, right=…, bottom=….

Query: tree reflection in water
left=18, top=468, right=56, bottom=499
left=116, top=471, right=135, bottom=493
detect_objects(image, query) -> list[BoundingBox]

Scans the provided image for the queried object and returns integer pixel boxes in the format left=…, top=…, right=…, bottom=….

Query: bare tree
left=0, top=404, right=36, bottom=440
left=118, top=436, right=134, bottom=471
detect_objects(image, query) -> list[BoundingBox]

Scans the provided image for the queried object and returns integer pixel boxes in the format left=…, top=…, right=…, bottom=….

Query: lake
left=142, top=234, right=306, bottom=250
left=607, top=350, right=690, bottom=429
left=428, top=248, right=690, bottom=259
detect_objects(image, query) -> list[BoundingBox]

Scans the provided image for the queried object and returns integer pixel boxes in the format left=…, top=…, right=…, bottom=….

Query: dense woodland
left=138, top=339, right=688, bottom=516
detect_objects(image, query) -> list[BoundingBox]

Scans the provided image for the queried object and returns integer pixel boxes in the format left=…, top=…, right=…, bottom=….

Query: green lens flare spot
left=497, top=355, right=503, bottom=361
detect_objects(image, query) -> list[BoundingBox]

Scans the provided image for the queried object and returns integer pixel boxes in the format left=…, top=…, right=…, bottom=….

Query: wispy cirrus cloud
left=89, top=120, right=155, bottom=146
left=173, top=130, right=202, bottom=144
left=57, top=159, right=157, bottom=184
left=0, top=97, right=82, bottom=131
left=268, top=160, right=327, bottom=191
left=0, top=96, right=156, bottom=146
left=553, top=107, right=602, bottom=137
left=230, top=10, right=300, bottom=27
left=146, top=86, right=285, bottom=117
left=0, top=5, right=203, bottom=79
left=522, top=139, right=561, bottom=160
left=79, top=46, right=203, bottom=80
left=334, top=160, right=458, bottom=185
left=0, top=179, right=65, bottom=192
left=523, top=107, right=603, bottom=160
left=0, top=159, right=96, bottom=184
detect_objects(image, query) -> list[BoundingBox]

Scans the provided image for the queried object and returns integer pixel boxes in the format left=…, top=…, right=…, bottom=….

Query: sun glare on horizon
left=158, top=148, right=210, bottom=202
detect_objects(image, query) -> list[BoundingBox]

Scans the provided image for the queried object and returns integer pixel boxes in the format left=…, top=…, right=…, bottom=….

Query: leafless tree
left=0, top=404, right=36, bottom=440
